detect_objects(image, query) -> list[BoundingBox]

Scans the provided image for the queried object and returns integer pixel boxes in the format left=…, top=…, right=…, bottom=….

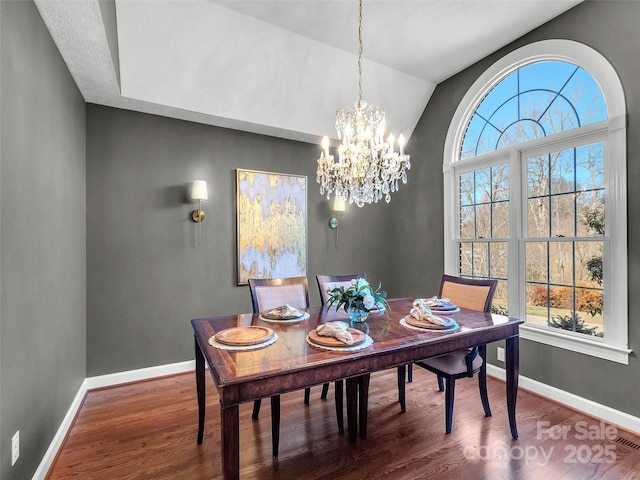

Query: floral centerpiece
left=325, top=278, right=389, bottom=322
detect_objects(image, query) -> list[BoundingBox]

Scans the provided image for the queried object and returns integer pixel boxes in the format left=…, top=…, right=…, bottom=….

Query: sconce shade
left=332, top=196, right=346, bottom=213
left=191, top=180, right=208, bottom=201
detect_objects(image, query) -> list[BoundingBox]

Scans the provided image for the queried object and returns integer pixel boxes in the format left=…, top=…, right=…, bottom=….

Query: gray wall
left=86, top=105, right=392, bottom=376
left=391, top=0, right=640, bottom=417
left=0, top=1, right=86, bottom=479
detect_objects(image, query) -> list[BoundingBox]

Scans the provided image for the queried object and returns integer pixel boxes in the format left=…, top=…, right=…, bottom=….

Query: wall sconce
left=329, top=196, right=346, bottom=246
left=190, top=180, right=208, bottom=244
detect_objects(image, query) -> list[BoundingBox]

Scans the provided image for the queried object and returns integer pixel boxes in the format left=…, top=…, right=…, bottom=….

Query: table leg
left=195, top=337, right=205, bottom=445
left=335, top=380, right=344, bottom=433
left=397, top=365, right=406, bottom=413
left=345, top=377, right=359, bottom=443
left=358, top=374, right=370, bottom=440
left=271, top=396, right=280, bottom=457
left=221, top=404, right=240, bottom=480
left=505, top=335, right=520, bottom=439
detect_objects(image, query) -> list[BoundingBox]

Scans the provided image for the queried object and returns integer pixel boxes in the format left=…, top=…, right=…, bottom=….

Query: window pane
left=578, top=190, right=604, bottom=236
left=476, top=204, right=491, bottom=238
left=539, top=96, right=580, bottom=134
left=460, top=171, right=474, bottom=206
left=459, top=163, right=509, bottom=240
left=490, top=242, right=508, bottom=278
left=473, top=243, right=489, bottom=277
left=528, top=197, right=549, bottom=237
left=476, top=124, right=501, bottom=156
left=490, top=97, right=518, bottom=133
left=492, top=201, right=509, bottom=237
left=564, top=68, right=607, bottom=125
left=525, top=283, right=550, bottom=327
left=476, top=71, right=517, bottom=119
left=575, top=286, right=603, bottom=336
left=493, top=279, right=509, bottom=314
left=460, top=206, right=475, bottom=238
left=549, top=241, right=573, bottom=286
left=460, top=115, right=484, bottom=159
left=499, top=119, right=544, bottom=148
left=551, top=194, right=575, bottom=237
left=519, top=61, right=578, bottom=93
left=526, top=242, right=548, bottom=282
left=459, top=242, right=473, bottom=276
left=576, top=240, right=603, bottom=285
left=493, top=164, right=509, bottom=201
left=550, top=149, right=575, bottom=195
left=527, top=155, right=549, bottom=197
left=575, top=142, right=604, bottom=192
left=475, top=168, right=492, bottom=203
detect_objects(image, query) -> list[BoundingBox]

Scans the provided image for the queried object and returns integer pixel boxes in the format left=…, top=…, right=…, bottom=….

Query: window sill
left=520, top=324, right=631, bottom=364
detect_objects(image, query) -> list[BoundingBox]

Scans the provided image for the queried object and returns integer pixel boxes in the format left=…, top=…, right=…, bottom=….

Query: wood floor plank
left=46, top=369, right=640, bottom=479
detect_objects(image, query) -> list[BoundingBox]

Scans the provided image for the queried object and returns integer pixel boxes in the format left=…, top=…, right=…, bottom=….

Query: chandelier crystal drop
left=316, top=0, right=410, bottom=207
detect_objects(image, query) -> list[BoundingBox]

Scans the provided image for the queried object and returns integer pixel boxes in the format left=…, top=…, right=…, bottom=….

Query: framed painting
left=236, top=169, right=307, bottom=285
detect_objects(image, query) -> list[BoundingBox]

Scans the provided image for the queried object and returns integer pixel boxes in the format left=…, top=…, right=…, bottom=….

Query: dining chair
left=316, top=273, right=366, bottom=434
left=398, top=274, right=498, bottom=434
left=247, top=276, right=309, bottom=457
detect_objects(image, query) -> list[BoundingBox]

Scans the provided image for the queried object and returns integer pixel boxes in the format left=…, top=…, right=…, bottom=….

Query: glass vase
left=348, top=306, right=369, bottom=323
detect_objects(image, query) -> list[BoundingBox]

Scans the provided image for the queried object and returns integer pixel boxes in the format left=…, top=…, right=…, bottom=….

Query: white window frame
left=443, top=40, right=629, bottom=364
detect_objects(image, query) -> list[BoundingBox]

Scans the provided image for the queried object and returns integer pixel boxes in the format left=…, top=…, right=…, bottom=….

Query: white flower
left=363, top=294, right=375, bottom=310
left=355, top=278, right=369, bottom=289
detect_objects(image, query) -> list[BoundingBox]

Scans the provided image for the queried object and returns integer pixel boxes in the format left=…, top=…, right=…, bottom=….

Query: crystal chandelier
left=316, top=0, right=410, bottom=207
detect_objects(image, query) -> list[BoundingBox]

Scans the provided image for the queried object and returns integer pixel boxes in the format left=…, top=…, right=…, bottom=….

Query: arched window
left=461, top=61, right=607, bottom=158
left=443, top=40, right=629, bottom=363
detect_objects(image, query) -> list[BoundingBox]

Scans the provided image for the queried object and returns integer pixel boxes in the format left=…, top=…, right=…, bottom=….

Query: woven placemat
left=209, top=333, right=279, bottom=351
left=259, top=312, right=310, bottom=323
left=306, top=333, right=373, bottom=351
left=399, top=317, right=459, bottom=333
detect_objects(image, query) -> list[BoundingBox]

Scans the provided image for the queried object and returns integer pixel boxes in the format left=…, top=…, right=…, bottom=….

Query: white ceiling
left=34, top=0, right=582, bottom=144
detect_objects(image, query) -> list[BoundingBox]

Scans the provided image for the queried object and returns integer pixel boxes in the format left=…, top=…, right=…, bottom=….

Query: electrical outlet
left=497, top=346, right=505, bottom=362
left=11, top=430, right=19, bottom=466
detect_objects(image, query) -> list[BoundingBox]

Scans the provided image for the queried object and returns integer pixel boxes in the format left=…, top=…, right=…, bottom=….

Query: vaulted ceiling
left=34, top=0, right=582, bottom=144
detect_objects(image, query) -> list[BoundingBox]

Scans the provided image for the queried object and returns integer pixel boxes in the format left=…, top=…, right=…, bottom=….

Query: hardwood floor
left=46, top=369, right=640, bottom=479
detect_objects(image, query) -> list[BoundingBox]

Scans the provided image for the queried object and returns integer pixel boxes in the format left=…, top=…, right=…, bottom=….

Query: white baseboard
left=84, top=360, right=195, bottom=390
left=31, top=378, right=88, bottom=480
left=32, top=360, right=195, bottom=480
left=486, top=363, right=640, bottom=435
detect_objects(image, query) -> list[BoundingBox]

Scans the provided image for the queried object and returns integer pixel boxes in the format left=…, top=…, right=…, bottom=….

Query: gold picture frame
left=236, top=169, right=307, bottom=285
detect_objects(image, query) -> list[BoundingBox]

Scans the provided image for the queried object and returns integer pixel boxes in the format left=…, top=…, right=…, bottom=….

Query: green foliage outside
left=549, top=313, right=599, bottom=336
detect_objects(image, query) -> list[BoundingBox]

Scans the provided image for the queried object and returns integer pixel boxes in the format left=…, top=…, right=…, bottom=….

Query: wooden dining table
left=192, top=297, right=523, bottom=480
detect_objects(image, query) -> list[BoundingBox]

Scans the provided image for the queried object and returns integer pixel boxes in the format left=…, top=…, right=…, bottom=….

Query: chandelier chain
left=357, top=0, right=363, bottom=103
left=316, top=0, right=410, bottom=207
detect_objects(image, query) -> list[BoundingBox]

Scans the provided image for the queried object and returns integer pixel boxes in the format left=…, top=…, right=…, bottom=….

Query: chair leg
left=271, top=395, right=280, bottom=457
left=304, top=387, right=311, bottom=405
left=252, top=399, right=261, bottom=419
left=397, top=365, right=406, bottom=413
left=444, top=377, right=455, bottom=434
left=407, top=363, right=413, bottom=383
left=335, top=380, right=344, bottom=433
left=321, top=383, right=330, bottom=400
left=437, top=374, right=445, bottom=392
left=478, top=346, right=492, bottom=417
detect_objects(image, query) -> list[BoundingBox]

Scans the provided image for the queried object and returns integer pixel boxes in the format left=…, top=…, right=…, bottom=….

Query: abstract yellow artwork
left=236, top=169, right=307, bottom=285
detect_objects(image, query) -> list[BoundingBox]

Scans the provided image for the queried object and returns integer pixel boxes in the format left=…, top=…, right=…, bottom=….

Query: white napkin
left=316, top=322, right=354, bottom=345
left=410, top=299, right=456, bottom=327
left=266, top=304, right=303, bottom=319
left=421, top=296, right=450, bottom=307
